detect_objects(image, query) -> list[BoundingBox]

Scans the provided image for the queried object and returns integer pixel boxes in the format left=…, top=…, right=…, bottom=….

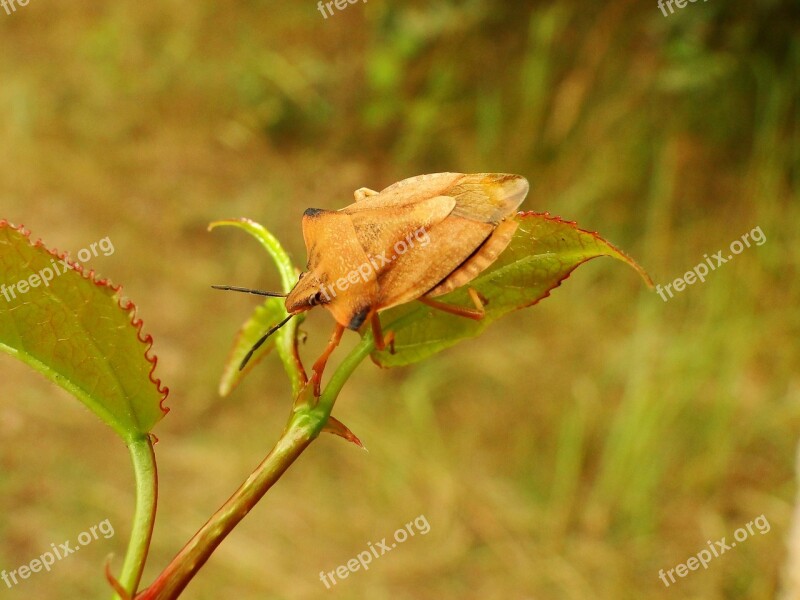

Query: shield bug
left=214, top=172, right=529, bottom=394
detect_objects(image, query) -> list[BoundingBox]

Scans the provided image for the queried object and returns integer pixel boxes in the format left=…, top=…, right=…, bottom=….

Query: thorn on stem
left=323, top=416, right=367, bottom=450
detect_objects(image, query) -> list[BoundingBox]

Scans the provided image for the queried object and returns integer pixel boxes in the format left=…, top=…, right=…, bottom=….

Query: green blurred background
left=1, top=1, right=798, bottom=598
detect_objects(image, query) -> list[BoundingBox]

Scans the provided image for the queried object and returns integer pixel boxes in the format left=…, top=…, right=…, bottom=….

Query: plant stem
left=135, top=336, right=375, bottom=600
left=112, top=435, right=158, bottom=600
left=317, top=334, right=375, bottom=414
left=276, top=315, right=307, bottom=397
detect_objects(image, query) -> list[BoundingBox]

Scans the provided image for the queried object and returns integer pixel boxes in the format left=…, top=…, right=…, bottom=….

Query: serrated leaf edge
left=372, top=211, right=653, bottom=366
left=0, top=220, right=170, bottom=418
left=516, top=211, right=654, bottom=287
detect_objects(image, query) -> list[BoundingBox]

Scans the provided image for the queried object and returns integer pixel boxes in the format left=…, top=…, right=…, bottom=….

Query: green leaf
left=216, top=297, right=287, bottom=397
left=209, top=219, right=304, bottom=396
left=372, top=212, right=652, bottom=367
left=0, top=221, right=168, bottom=442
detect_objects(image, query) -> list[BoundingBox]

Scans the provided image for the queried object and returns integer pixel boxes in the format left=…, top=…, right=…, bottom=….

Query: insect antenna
left=211, top=284, right=287, bottom=298
left=239, top=313, right=294, bottom=370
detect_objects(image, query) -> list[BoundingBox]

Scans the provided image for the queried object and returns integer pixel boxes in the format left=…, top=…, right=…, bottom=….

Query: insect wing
left=447, top=173, right=528, bottom=223
left=426, top=217, right=519, bottom=298
left=349, top=172, right=527, bottom=224
left=347, top=172, right=463, bottom=212
left=370, top=173, right=529, bottom=308
left=376, top=216, right=495, bottom=310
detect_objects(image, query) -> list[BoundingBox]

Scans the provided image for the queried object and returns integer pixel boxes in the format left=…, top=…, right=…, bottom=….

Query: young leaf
left=371, top=212, right=652, bottom=367
left=217, top=297, right=287, bottom=397
left=0, top=221, right=168, bottom=442
left=209, top=219, right=305, bottom=396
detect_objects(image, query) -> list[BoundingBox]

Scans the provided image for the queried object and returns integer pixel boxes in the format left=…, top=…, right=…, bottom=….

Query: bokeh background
left=1, top=1, right=798, bottom=598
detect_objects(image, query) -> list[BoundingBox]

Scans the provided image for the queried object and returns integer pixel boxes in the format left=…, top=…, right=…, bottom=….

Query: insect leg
left=467, top=287, right=488, bottom=312
left=419, top=287, right=486, bottom=321
left=292, top=329, right=308, bottom=386
left=353, top=187, right=380, bottom=201
left=370, top=313, right=395, bottom=354
left=310, top=323, right=345, bottom=396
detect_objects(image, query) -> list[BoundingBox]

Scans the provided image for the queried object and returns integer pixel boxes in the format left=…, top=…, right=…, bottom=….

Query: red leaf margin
left=0, top=220, right=170, bottom=416
left=515, top=211, right=654, bottom=290
left=370, top=210, right=653, bottom=368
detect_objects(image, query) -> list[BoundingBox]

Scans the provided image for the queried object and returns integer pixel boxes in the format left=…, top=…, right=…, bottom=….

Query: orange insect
left=214, top=172, right=528, bottom=394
